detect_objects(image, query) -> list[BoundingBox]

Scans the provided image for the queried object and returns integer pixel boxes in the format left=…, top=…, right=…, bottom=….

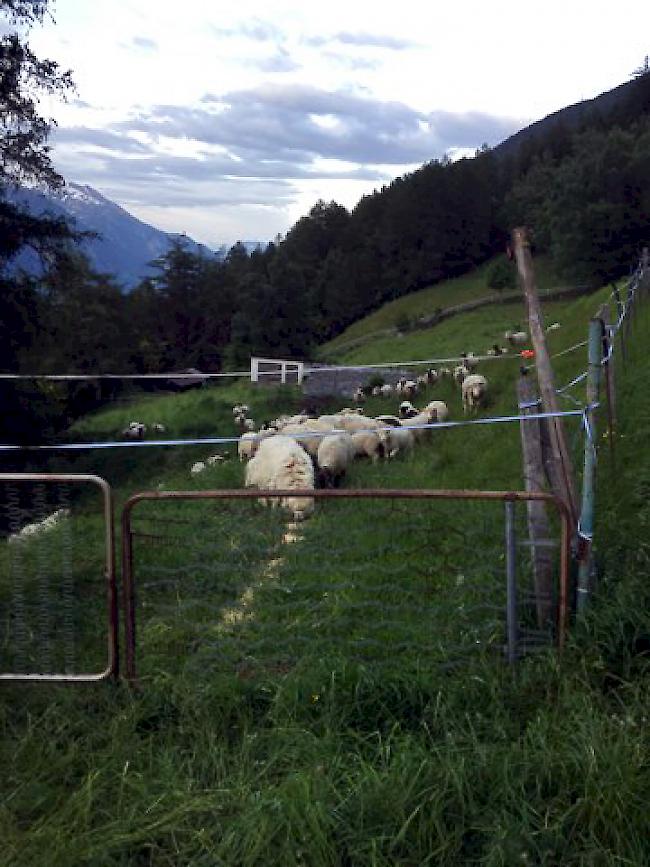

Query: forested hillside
left=2, top=58, right=650, bottom=441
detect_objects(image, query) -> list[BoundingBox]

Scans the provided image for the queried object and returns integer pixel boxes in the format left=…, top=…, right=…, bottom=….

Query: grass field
left=2, top=262, right=650, bottom=865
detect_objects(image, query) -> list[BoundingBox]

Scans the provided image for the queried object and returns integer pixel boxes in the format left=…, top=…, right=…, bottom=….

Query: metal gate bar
left=122, top=488, right=571, bottom=681
left=0, top=473, right=118, bottom=682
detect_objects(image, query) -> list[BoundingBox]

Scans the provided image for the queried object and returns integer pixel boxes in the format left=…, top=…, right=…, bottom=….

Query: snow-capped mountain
left=3, top=182, right=262, bottom=289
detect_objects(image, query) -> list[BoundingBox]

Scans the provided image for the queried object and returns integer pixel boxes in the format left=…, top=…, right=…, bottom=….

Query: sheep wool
left=245, top=435, right=315, bottom=521
left=317, top=432, right=354, bottom=487
left=461, top=374, right=488, bottom=414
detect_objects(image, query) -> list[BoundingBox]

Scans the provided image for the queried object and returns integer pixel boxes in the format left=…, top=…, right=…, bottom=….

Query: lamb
left=316, top=432, right=355, bottom=487
left=504, top=330, right=528, bottom=346
left=461, top=374, right=489, bottom=414
left=424, top=400, right=449, bottom=423
left=244, top=435, right=315, bottom=521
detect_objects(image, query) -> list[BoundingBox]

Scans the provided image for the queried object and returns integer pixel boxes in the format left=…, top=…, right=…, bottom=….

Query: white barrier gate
left=250, top=357, right=304, bottom=385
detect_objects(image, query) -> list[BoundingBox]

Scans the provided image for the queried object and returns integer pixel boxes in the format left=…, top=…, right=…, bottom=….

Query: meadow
left=1, top=262, right=649, bottom=865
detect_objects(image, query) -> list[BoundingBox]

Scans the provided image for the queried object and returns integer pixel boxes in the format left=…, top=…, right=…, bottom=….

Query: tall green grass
left=1, top=274, right=649, bottom=865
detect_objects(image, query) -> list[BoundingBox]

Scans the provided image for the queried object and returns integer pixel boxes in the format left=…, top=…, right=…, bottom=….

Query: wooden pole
left=576, top=318, right=603, bottom=614
left=517, top=374, right=555, bottom=627
left=612, top=283, right=627, bottom=368
left=512, top=228, right=579, bottom=528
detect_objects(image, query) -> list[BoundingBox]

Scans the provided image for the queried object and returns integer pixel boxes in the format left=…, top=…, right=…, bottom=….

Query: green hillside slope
left=2, top=264, right=650, bottom=866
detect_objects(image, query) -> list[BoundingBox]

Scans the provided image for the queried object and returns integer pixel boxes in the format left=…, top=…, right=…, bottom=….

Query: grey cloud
left=321, top=51, right=380, bottom=71
left=53, top=126, right=151, bottom=154
left=304, top=31, right=419, bottom=50
left=212, top=19, right=282, bottom=42
left=116, top=84, right=524, bottom=167
left=132, top=36, right=158, bottom=51
left=250, top=48, right=300, bottom=73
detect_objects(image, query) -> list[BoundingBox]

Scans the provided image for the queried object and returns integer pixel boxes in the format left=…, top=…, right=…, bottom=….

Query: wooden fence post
left=576, top=318, right=603, bottom=614
left=612, top=283, right=627, bottom=367
left=517, top=374, right=555, bottom=627
left=512, top=227, right=579, bottom=529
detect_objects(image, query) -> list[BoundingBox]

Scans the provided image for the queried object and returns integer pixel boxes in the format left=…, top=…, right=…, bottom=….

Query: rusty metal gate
left=0, top=474, right=118, bottom=682
left=121, top=489, right=571, bottom=683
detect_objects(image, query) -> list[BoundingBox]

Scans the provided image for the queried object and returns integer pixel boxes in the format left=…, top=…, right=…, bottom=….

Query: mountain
left=2, top=182, right=264, bottom=289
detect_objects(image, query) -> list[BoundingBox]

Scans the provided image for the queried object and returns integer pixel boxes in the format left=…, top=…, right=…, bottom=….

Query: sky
left=22, top=0, right=650, bottom=247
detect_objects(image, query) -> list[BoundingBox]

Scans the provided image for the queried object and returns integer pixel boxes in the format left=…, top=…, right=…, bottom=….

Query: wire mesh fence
left=122, top=490, right=570, bottom=683
left=0, top=474, right=117, bottom=682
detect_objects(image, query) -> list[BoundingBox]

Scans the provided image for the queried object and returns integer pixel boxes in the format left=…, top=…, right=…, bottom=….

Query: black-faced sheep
left=316, top=432, right=355, bottom=487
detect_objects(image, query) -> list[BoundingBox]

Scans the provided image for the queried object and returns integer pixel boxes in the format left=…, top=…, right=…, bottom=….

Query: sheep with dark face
left=316, top=432, right=354, bottom=487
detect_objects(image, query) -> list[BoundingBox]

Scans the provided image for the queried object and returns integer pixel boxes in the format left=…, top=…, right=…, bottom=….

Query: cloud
left=54, top=126, right=151, bottom=153
left=120, top=84, right=523, bottom=167
left=212, top=19, right=283, bottom=42
left=304, top=31, right=420, bottom=50
left=131, top=36, right=158, bottom=51
left=249, top=48, right=300, bottom=73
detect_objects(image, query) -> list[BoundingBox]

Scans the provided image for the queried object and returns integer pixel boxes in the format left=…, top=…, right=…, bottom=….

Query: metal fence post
left=576, top=319, right=603, bottom=614
left=505, top=499, right=518, bottom=665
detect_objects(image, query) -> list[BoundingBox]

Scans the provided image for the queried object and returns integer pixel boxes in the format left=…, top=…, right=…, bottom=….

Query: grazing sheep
left=122, top=422, right=146, bottom=440
left=372, top=385, right=383, bottom=396
left=232, top=404, right=250, bottom=416
left=316, top=432, right=355, bottom=487
left=353, top=387, right=366, bottom=403
left=425, top=368, right=439, bottom=385
left=424, top=400, right=449, bottom=423
left=487, top=344, right=508, bottom=356
left=399, top=400, right=418, bottom=419
left=374, top=414, right=402, bottom=427
left=403, top=379, right=418, bottom=397
left=190, top=461, right=206, bottom=475
left=380, top=383, right=394, bottom=396
left=417, top=374, right=428, bottom=387
left=453, top=364, right=470, bottom=386
left=384, top=424, right=414, bottom=458
left=281, top=419, right=337, bottom=458
left=238, top=429, right=277, bottom=461
left=461, top=374, right=489, bottom=414
left=546, top=322, right=561, bottom=333
left=206, top=454, right=227, bottom=466
left=334, top=414, right=384, bottom=435
left=151, top=422, right=166, bottom=434
left=402, top=408, right=436, bottom=443
left=245, top=435, right=315, bottom=521
left=350, top=429, right=387, bottom=462
left=439, top=367, right=452, bottom=378
left=8, top=508, right=70, bottom=545
left=504, top=330, right=528, bottom=346
left=461, top=352, right=479, bottom=371
left=395, top=378, right=407, bottom=394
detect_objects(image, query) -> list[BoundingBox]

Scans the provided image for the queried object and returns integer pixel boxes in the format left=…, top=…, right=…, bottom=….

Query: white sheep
left=461, top=374, right=489, bottom=414
left=401, top=408, right=436, bottom=443
left=8, top=508, right=70, bottom=545
left=244, top=435, right=315, bottom=521
left=238, top=429, right=276, bottom=462
left=546, top=322, right=561, bottom=333
left=122, top=422, right=146, bottom=440
left=399, top=400, right=418, bottom=419
left=152, top=422, right=166, bottom=434
left=353, top=387, right=366, bottom=403
left=190, top=461, right=206, bottom=475
left=371, top=385, right=383, bottom=397
left=384, top=424, right=414, bottom=458
left=380, top=383, right=394, bottom=396
left=453, top=365, right=470, bottom=386
left=504, top=330, right=528, bottom=345
left=316, top=432, right=355, bottom=487
left=350, top=429, right=387, bottom=462
left=426, top=368, right=439, bottom=385
left=232, top=403, right=250, bottom=416
left=416, top=374, right=428, bottom=387
left=403, top=380, right=418, bottom=397
left=206, top=454, right=227, bottom=466
left=424, top=400, right=449, bottom=423
left=281, top=419, right=337, bottom=458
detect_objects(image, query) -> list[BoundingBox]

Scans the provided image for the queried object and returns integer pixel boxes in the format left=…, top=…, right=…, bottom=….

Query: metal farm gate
left=121, top=489, right=571, bottom=683
left=0, top=474, right=118, bottom=682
